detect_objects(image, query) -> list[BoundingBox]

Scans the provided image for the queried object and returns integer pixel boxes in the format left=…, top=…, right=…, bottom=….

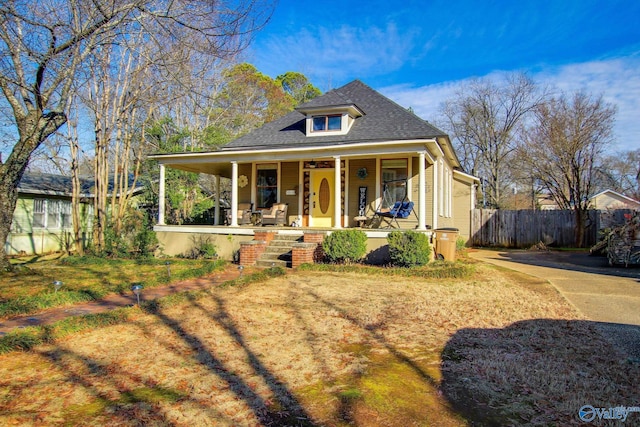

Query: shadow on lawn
left=490, top=249, right=640, bottom=281
left=38, top=346, right=191, bottom=425
left=441, top=319, right=640, bottom=426
left=150, top=291, right=316, bottom=426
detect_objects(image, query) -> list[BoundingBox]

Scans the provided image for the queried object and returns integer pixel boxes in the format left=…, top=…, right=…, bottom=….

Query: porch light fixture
left=132, top=284, right=143, bottom=306
left=52, top=280, right=63, bottom=293
left=309, top=160, right=316, bottom=168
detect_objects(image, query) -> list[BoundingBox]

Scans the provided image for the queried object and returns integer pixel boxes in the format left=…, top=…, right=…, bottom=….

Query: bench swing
left=372, top=179, right=416, bottom=228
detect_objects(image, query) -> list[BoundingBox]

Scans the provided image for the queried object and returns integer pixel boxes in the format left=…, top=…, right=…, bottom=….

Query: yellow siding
left=280, top=161, right=299, bottom=224
left=425, top=164, right=434, bottom=228
left=452, top=176, right=473, bottom=242
left=238, top=163, right=252, bottom=204
left=348, top=158, right=376, bottom=227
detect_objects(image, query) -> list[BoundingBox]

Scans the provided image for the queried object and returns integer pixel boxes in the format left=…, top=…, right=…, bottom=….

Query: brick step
left=271, top=234, right=303, bottom=241
left=256, top=259, right=289, bottom=268
left=264, top=247, right=293, bottom=255
left=267, top=240, right=299, bottom=247
left=260, top=251, right=292, bottom=260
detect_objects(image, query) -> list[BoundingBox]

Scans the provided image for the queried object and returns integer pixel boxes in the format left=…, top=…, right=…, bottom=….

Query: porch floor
left=154, top=224, right=431, bottom=238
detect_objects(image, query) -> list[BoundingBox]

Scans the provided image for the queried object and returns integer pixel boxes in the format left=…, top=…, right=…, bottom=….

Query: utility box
left=435, top=228, right=459, bottom=261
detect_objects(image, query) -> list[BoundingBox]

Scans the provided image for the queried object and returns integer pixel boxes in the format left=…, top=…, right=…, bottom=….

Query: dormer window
left=296, top=103, right=364, bottom=137
left=312, top=115, right=342, bottom=132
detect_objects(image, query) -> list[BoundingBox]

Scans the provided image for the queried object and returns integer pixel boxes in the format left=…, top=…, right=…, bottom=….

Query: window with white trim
left=381, top=159, right=408, bottom=209
left=32, top=199, right=73, bottom=229
left=312, top=115, right=342, bottom=132
left=256, top=164, right=278, bottom=208
left=33, top=199, right=46, bottom=228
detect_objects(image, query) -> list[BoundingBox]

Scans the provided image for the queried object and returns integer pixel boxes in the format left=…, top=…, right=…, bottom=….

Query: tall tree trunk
left=0, top=111, right=66, bottom=270
left=574, top=208, right=586, bottom=248
left=68, top=116, right=84, bottom=256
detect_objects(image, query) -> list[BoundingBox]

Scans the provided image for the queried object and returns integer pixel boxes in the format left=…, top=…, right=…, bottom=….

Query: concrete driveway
left=469, top=248, right=640, bottom=360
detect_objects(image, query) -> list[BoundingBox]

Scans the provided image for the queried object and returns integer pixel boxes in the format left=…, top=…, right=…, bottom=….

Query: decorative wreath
left=356, top=167, right=368, bottom=179
left=238, top=175, right=248, bottom=188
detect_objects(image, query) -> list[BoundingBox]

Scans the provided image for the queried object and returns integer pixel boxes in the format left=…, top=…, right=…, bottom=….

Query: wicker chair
left=226, top=202, right=253, bottom=225
left=261, top=203, right=288, bottom=226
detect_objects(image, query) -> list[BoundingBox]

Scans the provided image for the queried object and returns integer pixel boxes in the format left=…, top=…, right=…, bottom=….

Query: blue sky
left=246, top=0, right=640, bottom=152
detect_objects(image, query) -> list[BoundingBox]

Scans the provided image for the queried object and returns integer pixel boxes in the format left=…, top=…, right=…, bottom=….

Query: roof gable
left=222, top=80, right=447, bottom=151
left=590, top=189, right=640, bottom=207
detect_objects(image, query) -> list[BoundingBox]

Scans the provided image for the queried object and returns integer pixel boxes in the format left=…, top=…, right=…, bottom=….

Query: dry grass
left=0, top=264, right=638, bottom=426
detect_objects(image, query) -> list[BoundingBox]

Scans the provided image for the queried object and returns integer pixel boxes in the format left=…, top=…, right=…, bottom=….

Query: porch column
left=214, top=175, right=221, bottom=226
left=333, top=156, right=342, bottom=229
left=158, top=164, right=166, bottom=225
left=418, top=151, right=427, bottom=230
left=432, top=158, right=439, bottom=230
left=230, top=161, right=239, bottom=227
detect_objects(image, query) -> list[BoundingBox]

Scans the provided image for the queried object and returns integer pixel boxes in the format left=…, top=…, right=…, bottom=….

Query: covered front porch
left=152, top=139, right=454, bottom=233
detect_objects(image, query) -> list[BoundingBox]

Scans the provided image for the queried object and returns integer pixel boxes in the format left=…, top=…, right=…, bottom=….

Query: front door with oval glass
left=310, top=170, right=334, bottom=227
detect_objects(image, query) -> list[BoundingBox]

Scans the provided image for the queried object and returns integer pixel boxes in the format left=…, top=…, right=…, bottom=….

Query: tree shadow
left=441, top=319, right=640, bottom=426
left=301, top=287, right=440, bottom=390
left=35, top=345, right=200, bottom=426
left=488, top=249, right=640, bottom=281
left=147, top=291, right=317, bottom=426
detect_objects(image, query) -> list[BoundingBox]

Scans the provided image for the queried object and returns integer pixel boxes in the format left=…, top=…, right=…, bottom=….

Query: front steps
left=255, top=234, right=302, bottom=268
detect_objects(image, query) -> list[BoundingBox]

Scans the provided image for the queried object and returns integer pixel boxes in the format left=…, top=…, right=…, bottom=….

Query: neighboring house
left=590, top=190, right=640, bottom=210
left=7, top=172, right=144, bottom=256
left=537, top=195, right=560, bottom=210
left=536, top=190, right=640, bottom=212
left=7, top=173, right=94, bottom=256
left=150, top=80, right=479, bottom=258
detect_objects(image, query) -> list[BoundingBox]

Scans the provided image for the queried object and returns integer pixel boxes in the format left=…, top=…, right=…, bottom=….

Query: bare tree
left=520, top=91, right=616, bottom=247
left=596, top=149, right=640, bottom=200
left=440, top=73, right=548, bottom=208
left=0, top=0, right=272, bottom=269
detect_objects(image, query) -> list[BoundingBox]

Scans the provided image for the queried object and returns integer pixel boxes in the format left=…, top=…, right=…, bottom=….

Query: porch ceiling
left=163, top=162, right=233, bottom=177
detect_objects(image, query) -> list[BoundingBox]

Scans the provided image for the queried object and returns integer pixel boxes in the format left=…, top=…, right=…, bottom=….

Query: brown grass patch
left=0, top=264, right=637, bottom=426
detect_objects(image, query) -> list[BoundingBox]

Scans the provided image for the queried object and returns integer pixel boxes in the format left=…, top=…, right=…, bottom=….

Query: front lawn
left=0, top=256, right=225, bottom=318
left=0, top=263, right=637, bottom=426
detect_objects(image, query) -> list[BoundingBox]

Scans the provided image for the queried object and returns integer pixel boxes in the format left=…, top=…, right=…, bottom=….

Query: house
left=537, top=194, right=560, bottom=210
left=7, top=172, right=144, bottom=256
left=7, top=173, right=94, bottom=256
left=590, top=190, right=640, bottom=210
left=150, top=80, right=479, bottom=261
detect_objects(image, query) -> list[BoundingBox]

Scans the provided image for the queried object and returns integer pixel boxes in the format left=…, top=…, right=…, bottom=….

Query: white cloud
left=254, top=23, right=418, bottom=89
left=380, top=57, right=640, bottom=152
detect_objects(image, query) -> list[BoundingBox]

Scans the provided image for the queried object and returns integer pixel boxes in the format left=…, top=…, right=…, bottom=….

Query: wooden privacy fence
left=471, top=209, right=633, bottom=248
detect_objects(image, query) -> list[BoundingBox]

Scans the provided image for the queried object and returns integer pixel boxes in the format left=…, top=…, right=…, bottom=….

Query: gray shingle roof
left=18, top=173, right=94, bottom=196
left=18, top=172, right=143, bottom=197
left=222, top=80, right=447, bottom=151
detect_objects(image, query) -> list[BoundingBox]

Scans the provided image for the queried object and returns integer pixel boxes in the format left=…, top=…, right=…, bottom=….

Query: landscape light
left=132, top=284, right=143, bottom=306
left=238, top=265, right=244, bottom=278
left=53, top=280, right=63, bottom=293
left=165, top=261, right=171, bottom=279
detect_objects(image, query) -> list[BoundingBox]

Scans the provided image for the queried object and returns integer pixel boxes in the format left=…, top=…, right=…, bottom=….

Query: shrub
left=322, top=229, right=367, bottom=264
left=183, top=236, right=218, bottom=259
left=133, top=227, right=159, bottom=257
left=387, top=230, right=431, bottom=267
